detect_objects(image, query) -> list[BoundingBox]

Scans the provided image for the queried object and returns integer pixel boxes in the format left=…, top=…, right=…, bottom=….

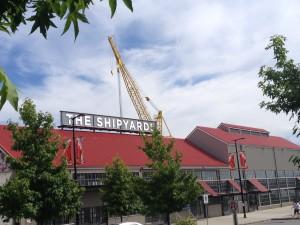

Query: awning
left=227, top=179, right=246, bottom=193
left=198, top=180, right=219, bottom=197
left=248, top=178, right=268, bottom=192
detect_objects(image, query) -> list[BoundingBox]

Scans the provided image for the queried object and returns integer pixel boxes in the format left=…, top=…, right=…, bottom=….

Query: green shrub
left=175, top=217, right=197, bottom=225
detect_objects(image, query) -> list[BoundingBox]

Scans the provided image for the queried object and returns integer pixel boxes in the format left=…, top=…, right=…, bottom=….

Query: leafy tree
left=258, top=35, right=300, bottom=136
left=0, top=99, right=83, bottom=225
left=0, top=0, right=133, bottom=111
left=138, top=130, right=202, bottom=225
left=258, top=35, right=300, bottom=167
left=101, top=157, right=142, bottom=222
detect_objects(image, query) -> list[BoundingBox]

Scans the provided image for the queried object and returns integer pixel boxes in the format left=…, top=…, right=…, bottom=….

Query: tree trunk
left=120, top=215, right=123, bottom=222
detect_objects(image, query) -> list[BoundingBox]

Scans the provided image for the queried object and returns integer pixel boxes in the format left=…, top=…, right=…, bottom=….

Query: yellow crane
left=108, top=36, right=172, bottom=136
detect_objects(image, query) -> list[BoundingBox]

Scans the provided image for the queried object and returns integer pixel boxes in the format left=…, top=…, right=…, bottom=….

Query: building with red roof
left=1, top=122, right=300, bottom=223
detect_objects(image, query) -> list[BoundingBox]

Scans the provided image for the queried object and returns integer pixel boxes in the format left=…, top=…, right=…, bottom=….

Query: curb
left=271, top=217, right=300, bottom=221
left=242, top=219, right=270, bottom=225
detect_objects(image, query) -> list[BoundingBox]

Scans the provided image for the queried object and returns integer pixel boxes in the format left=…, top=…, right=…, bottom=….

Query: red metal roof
left=198, top=180, right=219, bottom=196
left=197, top=126, right=300, bottom=150
left=0, top=125, right=226, bottom=168
left=248, top=178, right=269, bottom=192
left=218, top=123, right=269, bottom=133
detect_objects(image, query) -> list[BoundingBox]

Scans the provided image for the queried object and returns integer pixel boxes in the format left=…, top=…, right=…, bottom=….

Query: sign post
left=203, top=194, right=209, bottom=225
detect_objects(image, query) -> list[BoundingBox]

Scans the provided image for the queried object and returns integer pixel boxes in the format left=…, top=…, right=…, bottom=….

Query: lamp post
left=71, top=113, right=85, bottom=225
left=233, top=137, right=247, bottom=218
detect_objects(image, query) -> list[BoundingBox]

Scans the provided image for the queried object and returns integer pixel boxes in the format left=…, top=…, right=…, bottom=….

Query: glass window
left=193, top=169, right=202, bottom=179
left=287, top=178, right=296, bottom=187
left=285, top=170, right=294, bottom=177
left=219, top=169, right=231, bottom=180
left=220, top=181, right=230, bottom=193
left=268, top=179, right=278, bottom=189
left=294, top=170, right=300, bottom=177
left=266, top=170, right=276, bottom=178
left=255, top=170, right=267, bottom=178
left=241, top=130, right=251, bottom=135
left=277, top=170, right=285, bottom=177
left=281, top=189, right=289, bottom=203
left=245, top=170, right=255, bottom=179
left=270, top=190, right=280, bottom=204
left=259, top=193, right=270, bottom=206
left=289, top=189, right=296, bottom=202
left=230, top=128, right=240, bottom=134
left=77, top=173, right=105, bottom=186
left=278, top=178, right=287, bottom=188
left=202, top=170, right=217, bottom=180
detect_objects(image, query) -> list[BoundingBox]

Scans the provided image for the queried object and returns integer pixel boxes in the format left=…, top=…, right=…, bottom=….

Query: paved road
left=252, top=219, right=300, bottom=225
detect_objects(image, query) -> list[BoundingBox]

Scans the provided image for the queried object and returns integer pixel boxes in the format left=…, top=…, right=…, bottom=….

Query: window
left=241, top=130, right=251, bottom=135
left=266, top=170, right=276, bottom=178
left=255, top=170, right=267, bottom=178
left=259, top=193, right=270, bottom=206
left=202, top=170, right=217, bottom=180
left=280, top=189, right=289, bottom=203
left=278, top=178, right=287, bottom=188
left=289, top=189, right=296, bottom=202
left=79, top=207, right=106, bottom=225
left=277, top=170, right=285, bottom=177
left=192, top=169, right=202, bottom=179
left=219, top=181, right=230, bottom=193
left=294, top=170, right=300, bottom=177
left=245, top=170, right=255, bottom=179
left=268, top=179, right=278, bottom=189
left=219, top=169, right=231, bottom=180
left=285, top=170, right=294, bottom=177
left=270, top=190, right=280, bottom=204
left=77, top=173, right=105, bottom=187
left=287, top=178, right=296, bottom=187
left=230, top=128, right=240, bottom=134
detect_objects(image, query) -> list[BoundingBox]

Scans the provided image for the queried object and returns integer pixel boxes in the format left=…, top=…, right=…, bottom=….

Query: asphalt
left=197, top=206, right=294, bottom=225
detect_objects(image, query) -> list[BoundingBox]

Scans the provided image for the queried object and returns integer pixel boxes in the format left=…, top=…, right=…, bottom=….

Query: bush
left=175, top=217, right=197, bottom=225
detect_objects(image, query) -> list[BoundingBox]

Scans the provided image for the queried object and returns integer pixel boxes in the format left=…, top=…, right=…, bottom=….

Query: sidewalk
left=197, top=206, right=293, bottom=225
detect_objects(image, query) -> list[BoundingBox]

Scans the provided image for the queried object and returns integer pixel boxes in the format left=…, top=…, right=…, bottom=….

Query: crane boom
left=108, top=36, right=152, bottom=121
left=108, top=36, right=172, bottom=136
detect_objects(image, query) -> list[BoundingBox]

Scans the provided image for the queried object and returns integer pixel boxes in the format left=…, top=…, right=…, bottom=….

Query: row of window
left=75, top=169, right=300, bottom=187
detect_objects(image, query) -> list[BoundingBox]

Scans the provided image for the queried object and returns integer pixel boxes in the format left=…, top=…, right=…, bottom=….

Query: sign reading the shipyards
left=60, top=111, right=156, bottom=133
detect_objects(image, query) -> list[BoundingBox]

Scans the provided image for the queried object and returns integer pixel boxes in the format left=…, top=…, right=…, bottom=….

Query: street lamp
left=233, top=137, right=247, bottom=218
left=71, top=113, right=85, bottom=225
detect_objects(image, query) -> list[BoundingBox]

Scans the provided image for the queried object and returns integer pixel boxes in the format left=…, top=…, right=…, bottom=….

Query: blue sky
left=1, top=0, right=300, bottom=142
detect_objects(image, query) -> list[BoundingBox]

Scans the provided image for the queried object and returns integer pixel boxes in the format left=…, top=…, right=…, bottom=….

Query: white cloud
left=1, top=0, right=300, bottom=145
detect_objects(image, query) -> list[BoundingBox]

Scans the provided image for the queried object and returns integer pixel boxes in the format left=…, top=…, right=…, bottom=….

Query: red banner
left=64, top=139, right=72, bottom=165
left=76, top=137, right=84, bottom=165
left=228, top=153, right=235, bottom=170
left=239, top=152, right=248, bottom=169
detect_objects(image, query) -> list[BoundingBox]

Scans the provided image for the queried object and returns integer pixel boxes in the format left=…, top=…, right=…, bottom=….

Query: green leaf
left=0, top=68, right=18, bottom=111
left=109, top=0, right=117, bottom=18
left=62, top=17, right=72, bottom=35
left=30, top=21, right=40, bottom=34
left=73, top=19, right=79, bottom=40
left=122, top=0, right=133, bottom=12
left=77, top=13, right=89, bottom=23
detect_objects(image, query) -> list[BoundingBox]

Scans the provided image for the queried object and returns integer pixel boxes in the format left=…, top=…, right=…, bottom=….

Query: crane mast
left=108, top=36, right=152, bottom=122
